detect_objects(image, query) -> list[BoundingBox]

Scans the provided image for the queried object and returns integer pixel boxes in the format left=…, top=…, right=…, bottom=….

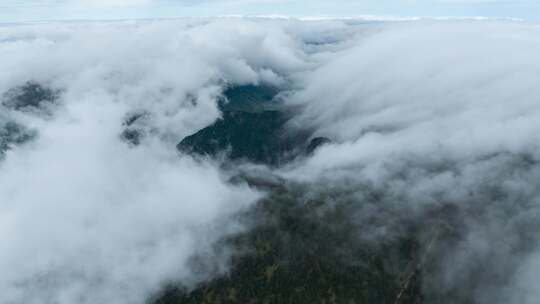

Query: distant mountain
left=177, top=85, right=329, bottom=166
left=0, top=82, right=50, bottom=156
left=2, top=82, right=59, bottom=114
left=159, top=86, right=427, bottom=304
left=0, top=121, right=35, bottom=156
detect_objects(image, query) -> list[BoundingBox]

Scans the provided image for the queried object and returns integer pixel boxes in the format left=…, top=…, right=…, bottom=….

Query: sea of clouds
left=1, top=17, right=540, bottom=304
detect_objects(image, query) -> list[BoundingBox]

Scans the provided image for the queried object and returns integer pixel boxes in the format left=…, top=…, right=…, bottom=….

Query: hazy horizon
left=2, top=0, right=540, bottom=23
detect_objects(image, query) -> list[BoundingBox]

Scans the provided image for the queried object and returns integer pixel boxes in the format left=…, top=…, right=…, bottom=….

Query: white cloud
left=0, top=18, right=317, bottom=304
left=287, top=21, right=540, bottom=176
left=280, top=20, right=540, bottom=303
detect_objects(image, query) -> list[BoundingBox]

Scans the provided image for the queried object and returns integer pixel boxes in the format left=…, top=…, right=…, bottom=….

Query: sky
left=1, top=0, right=540, bottom=23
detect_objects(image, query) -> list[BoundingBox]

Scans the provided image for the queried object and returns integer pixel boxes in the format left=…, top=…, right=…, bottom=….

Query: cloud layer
left=282, top=20, right=540, bottom=303
left=2, top=17, right=540, bottom=304
left=0, top=18, right=328, bottom=304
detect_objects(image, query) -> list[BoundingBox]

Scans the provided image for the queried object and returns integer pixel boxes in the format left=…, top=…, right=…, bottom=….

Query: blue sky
left=1, top=0, right=539, bottom=22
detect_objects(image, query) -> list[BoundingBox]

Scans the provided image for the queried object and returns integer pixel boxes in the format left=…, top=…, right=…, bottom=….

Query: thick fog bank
left=0, top=18, right=344, bottom=304
left=282, top=21, right=540, bottom=303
